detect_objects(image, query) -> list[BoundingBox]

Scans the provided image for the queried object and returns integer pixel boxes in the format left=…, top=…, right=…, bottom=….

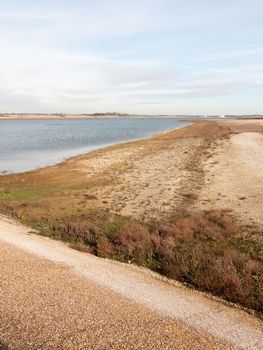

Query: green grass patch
left=0, top=186, right=57, bottom=202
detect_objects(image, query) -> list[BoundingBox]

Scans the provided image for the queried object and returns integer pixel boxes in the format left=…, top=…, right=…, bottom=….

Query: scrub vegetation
left=56, top=209, right=263, bottom=313
left=0, top=121, right=262, bottom=314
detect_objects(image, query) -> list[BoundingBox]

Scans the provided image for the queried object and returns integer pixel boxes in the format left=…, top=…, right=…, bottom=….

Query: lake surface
left=0, top=118, right=188, bottom=174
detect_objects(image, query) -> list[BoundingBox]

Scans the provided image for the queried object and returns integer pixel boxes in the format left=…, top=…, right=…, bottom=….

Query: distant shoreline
left=0, top=113, right=262, bottom=121
left=0, top=114, right=193, bottom=120
left=1, top=119, right=263, bottom=317
left=0, top=119, right=188, bottom=174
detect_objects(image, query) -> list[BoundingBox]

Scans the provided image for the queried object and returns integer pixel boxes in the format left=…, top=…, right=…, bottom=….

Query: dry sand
left=1, top=119, right=263, bottom=349
left=73, top=122, right=208, bottom=221
left=81, top=138, right=201, bottom=219
left=0, top=215, right=263, bottom=350
left=81, top=119, right=263, bottom=227
left=195, top=131, right=263, bottom=229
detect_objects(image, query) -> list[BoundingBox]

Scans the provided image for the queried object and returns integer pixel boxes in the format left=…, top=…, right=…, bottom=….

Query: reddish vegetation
left=0, top=121, right=262, bottom=314
left=52, top=209, right=263, bottom=314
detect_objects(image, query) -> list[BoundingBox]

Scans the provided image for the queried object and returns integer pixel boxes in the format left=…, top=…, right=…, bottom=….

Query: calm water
left=0, top=118, right=188, bottom=174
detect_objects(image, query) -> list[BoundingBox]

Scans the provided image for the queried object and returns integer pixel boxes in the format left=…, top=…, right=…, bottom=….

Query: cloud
left=0, top=0, right=262, bottom=114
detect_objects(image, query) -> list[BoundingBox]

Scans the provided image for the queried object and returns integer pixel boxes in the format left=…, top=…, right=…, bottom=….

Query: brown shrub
left=54, top=222, right=100, bottom=247
left=206, top=209, right=238, bottom=233
left=155, top=211, right=263, bottom=312
left=159, top=213, right=226, bottom=242
left=195, top=258, right=244, bottom=300
left=45, top=209, right=263, bottom=313
left=244, top=259, right=261, bottom=274
left=110, top=223, right=159, bottom=264
left=97, top=236, right=113, bottom=257
left=223, top=248, right=247, bottom=269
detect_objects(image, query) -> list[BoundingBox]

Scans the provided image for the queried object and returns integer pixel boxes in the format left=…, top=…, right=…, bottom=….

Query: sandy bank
left=1, top=120, right=263, bottom=349
left=195, top=131, right=263, bottom=229
left=0, top=121, right=219, bottom=222
left=0, top=120, right=262, bottom=327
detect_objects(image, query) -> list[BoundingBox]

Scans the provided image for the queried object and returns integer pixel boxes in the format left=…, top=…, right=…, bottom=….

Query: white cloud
left=0, top=0, right=262, bottom=114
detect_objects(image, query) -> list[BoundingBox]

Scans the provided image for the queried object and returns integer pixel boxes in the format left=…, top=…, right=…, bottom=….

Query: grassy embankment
left=0, top=121, right=262, bottom=314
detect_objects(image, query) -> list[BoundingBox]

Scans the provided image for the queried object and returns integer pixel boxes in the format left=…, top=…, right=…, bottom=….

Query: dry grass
left=156, top=210, right=263, bottom=312
left=1, top=121, right=262, bottom=313
left=37, top=209, right=263, bottom=313
left=0, top=121, right=230, bottom=223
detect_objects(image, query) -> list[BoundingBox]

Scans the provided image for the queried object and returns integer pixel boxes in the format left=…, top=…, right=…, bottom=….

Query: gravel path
left=0, top=216, right=263, bottom=349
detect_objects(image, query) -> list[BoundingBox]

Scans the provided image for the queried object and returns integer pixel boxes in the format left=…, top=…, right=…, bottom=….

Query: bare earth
left=0, top=216, right=263, bottom=350
left=1, top=120, right=263, bottom=349
left=79, top=120, right=263, bottom=227
left=71, top=122, right=208, bottom=221
left=80, top=137, right=201, bottom=219
left=195, top=128, right=263, bottom=229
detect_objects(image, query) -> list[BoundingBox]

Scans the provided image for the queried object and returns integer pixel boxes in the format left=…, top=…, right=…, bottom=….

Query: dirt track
left=0, top=216, right=263, bottom=350
left=195, top=130, right=263, bottom=229
left=1, top=120, right=263, bottom=349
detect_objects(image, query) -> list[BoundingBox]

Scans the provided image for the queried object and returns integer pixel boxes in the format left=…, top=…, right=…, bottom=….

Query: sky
left=0, top=0, right=262, bottom=115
